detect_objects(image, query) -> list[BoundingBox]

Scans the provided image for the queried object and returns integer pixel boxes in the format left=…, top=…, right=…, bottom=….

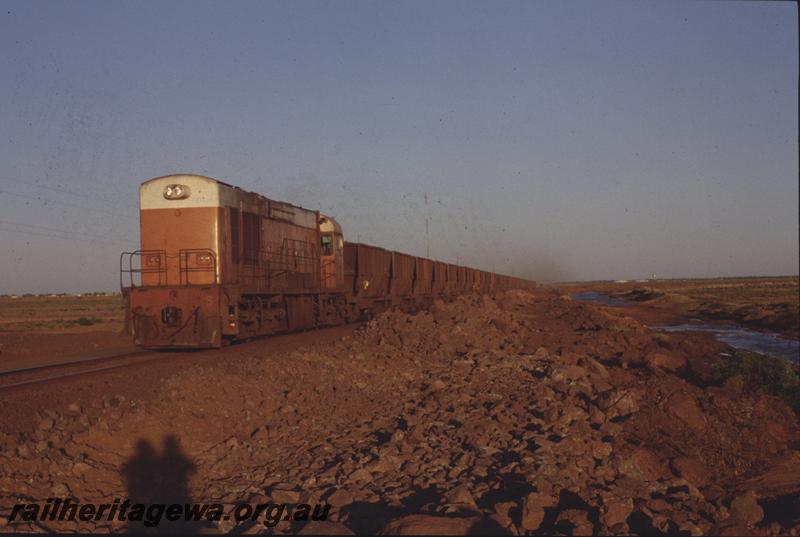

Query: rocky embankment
left=1, top=290, right=798, bottom=535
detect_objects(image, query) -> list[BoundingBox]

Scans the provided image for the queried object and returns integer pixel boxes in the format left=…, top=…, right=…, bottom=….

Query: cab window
left=321, top=234, right=333, bottom=256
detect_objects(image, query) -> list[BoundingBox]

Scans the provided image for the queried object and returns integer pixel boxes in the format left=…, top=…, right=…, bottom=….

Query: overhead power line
left=0, top=188, right=138, bottom=221
left=0, top=219, right=137, bottom=247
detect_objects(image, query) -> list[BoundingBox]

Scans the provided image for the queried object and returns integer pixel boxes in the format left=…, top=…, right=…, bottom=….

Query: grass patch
left=75, top=316, right=103, bottom=326
left=651, top=332, right=675, bottom=349
left=0, top=295, right=123, bottom=332
left=624, top=288, right=664, bottom=301
left=712, top=350, right=800, bottom=412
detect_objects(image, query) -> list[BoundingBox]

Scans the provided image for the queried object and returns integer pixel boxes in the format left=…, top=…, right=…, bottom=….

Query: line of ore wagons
left=341, top=242, right=535, bottom=304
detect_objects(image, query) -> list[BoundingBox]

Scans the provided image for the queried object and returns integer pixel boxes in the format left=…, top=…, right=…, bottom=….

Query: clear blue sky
left=0, top=0, right=797, bottom=293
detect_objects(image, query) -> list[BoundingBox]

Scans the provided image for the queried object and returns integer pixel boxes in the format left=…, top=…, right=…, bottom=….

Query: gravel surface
left=1, top=290, right=797, bottom=535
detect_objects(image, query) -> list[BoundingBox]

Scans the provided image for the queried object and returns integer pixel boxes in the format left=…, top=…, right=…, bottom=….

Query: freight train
left=120, top=174, right=535, bottom=348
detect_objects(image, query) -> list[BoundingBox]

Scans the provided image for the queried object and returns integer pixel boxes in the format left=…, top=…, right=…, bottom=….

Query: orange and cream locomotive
left=121, top=174, right=534, bottom=348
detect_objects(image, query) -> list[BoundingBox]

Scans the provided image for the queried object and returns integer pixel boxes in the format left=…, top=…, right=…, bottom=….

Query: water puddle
left=571, top=291, right=799, bottom=362
left=570, top=291, right=632, bottom=307
left=657, top=323, right=799, bottom=363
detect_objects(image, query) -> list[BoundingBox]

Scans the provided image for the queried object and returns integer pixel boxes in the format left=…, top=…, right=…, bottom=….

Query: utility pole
left=425, top=218, right=430, bottom=258
left=424, top=192, right=430, bottom=258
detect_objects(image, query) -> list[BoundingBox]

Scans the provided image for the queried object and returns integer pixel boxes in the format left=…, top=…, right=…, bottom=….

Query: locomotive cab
left=319, top=216, right=344, bottom=290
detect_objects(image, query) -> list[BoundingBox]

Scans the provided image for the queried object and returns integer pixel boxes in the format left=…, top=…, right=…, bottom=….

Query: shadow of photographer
left=121, top=435, right=211, bottom=534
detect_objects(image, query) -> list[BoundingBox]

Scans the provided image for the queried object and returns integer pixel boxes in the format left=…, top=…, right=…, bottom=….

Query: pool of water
left=571, top=290, right=799, bottom=363
left=657, top=323, right=799, bottom=363
left=570, top=291, right=632, bottom=307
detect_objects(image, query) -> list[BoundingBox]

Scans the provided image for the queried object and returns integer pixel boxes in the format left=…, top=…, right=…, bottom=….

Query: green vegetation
left=712, top=350, right=800, bottom=412
left=624, top=288, right=664, bottom=301
left=650, top=332, right=676, bottom=350
left=76, top=316, right=103, bottom=326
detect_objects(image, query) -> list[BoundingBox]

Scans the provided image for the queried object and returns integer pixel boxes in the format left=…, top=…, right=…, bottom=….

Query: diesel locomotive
left=121, top=174, right=535, bottom=348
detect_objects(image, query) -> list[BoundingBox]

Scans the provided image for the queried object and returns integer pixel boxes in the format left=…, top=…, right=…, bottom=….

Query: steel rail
left=0, top=357, right=161, bottom=390
left=0, top=350, right=153, bottom=377
left=0, top=350, right=159, bottom=390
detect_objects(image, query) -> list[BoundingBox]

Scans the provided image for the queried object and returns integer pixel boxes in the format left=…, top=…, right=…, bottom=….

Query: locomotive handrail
left=120, top=250, right=168, bottom=289
left=234, top=238, right=321, bottom=291
left=178, top=249, right=218, bottom=285
left=320, top=258, right=338, bottom=288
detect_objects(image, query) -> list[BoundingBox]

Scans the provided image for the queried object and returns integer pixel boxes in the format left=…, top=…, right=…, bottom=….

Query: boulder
left=668, top=393, right=707, bottom=433
left=621, top=448, right=671, bottom=482
left=298, top=521, right=355, bottom=535
left=645, top=352, right=687, bottom=373
left=590, top=440, right=613, bottom=460
left=37, top=418, right=54, bottom=431
left=735, top=452, right=800, bottom=498
left=521, top=492, right=558, bottom=531
left=729, top=490, right=763, bottom=526
left=270, top=488, right=301, bottom=504
left=71, top=462, right=92, bottom=477
left=490, top=502, right=517, bottom=533
left=598, top=390, right=639, bottom=420
left=556, top=509, right=594, bottom=535
left=51, top=482, right=71, bottom=496
left=602, top=495, right=633, bottom=528
left=710, top=518, right=758, bottom=536
left=678, top=521, right=704, bottom=536
left=443, top=484, right=478, bottom=511
left=378, top=515, right=482, bottom=535
left=327, top=488, right=355, bottom=509
left=552, top=364, right=589, bottom=383
left=670, top=456, right=711, bottom=488
left=349, top=467, right=372, bottom=483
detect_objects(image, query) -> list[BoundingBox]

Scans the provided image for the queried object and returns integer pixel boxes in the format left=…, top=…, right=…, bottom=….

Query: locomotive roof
left=142, top=173, right=340, bottom=230
left=144, top=173, right=295, bottom=208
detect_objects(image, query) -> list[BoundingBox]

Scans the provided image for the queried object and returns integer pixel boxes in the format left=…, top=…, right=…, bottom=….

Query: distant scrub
left=712, top=350, right=799, bottom=413
left=624, top=288, right=664, bottom=302
left=75, top=317, right=103, bottom=326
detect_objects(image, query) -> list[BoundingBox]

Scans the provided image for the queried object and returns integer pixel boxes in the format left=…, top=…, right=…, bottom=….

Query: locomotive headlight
left=163, top=184, right=190, bottom=200
left=196, top=253, right=212, bottom=266
left=145, top=254, right=161, bottom=266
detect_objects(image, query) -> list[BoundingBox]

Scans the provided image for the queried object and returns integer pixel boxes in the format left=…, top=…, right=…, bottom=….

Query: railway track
left=0, top=349, right=159, bottom=390
left=0, top=322, right=363, bottom=392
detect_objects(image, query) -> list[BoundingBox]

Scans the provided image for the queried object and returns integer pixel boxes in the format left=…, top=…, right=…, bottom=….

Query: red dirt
left=0, top=289, right=797, bottom=535
left=0, top=330, right=134, bottom=372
